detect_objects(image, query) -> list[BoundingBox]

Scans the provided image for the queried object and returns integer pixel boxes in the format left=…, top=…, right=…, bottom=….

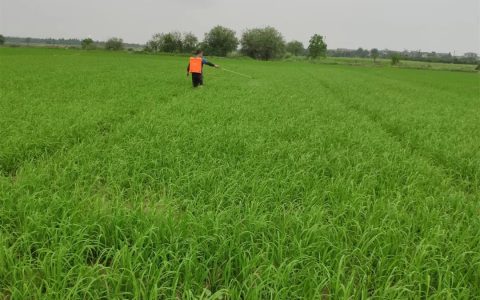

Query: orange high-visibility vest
left=189, top=57, right=203, bottom=74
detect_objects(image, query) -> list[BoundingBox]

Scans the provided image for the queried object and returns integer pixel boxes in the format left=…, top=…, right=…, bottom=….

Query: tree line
left=1, top=32, right=477, bottom=65
left=0, top=35, right=141, bottom=50
left=142, top=26, right=327, bottom=60
left=327, top=47, right=478, bottom=65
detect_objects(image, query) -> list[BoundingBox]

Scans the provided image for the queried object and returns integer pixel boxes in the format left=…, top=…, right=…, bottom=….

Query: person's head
left=194, top=49, right=203, bottom=57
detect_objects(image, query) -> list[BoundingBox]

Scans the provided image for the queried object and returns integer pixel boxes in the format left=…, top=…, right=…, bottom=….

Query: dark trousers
left=192, top=73, right=203, bottom=87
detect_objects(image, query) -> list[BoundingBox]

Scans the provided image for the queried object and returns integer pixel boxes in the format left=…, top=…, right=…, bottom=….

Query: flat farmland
left=1, top=48, right=479, bottom=299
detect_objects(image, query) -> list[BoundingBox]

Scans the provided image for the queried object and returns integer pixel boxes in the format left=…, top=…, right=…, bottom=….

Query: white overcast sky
left=1, top=0, right=479, bottom=54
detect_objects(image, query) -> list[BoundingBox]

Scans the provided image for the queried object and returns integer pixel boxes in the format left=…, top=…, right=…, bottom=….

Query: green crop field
left=1, top=48, right=479, bottom=299
left=317, top=57, right=478, bottom=72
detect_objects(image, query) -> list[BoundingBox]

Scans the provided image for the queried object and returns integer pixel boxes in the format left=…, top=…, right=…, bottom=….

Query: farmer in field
left=187, top=50, right=219, bottom=88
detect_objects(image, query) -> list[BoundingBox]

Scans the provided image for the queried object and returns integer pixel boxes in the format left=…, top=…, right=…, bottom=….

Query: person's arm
left=202, top=58, right=219, bottom=68
left=186, top=63, right=190, bottom=76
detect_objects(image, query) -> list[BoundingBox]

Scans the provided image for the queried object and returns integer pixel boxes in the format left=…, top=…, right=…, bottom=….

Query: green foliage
left=391, top=53, right=401, bottom=65
left=240, top=26, right=286, bottom=60
left=370, top=48, right=379, bottom=62
left=203, top=26, right=238, bottom=56
left=81, top=38, right=95, bottom=50
left=354, top=47, right=369, bottom=58
left=146, top=32, right=198, bottom=54
left=151, top=32, right=182, bottom=53
left=105, top=37, right=123, bottom=51
left=307, top=34, right=327, bottom=59
left=1, top=47, right=480, bottom=299
left=0, top=34, right=5, bottom=45
left=182, top=32, right=198, bottom=54
left=286, top=40, right=305, bottom=56
left=145, top=34, right=161, bottom=53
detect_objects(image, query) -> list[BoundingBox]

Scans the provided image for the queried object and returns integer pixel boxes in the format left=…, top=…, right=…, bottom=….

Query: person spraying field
left=187, top=50, right=219, bottom=88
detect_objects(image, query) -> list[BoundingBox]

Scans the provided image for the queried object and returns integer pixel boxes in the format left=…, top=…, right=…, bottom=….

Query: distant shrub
left=0, top=34, right=5, bottom=45
left=391, top=54, right=401, bottom=65
left=81, top=38, right=96, bottom=50
left=105, top=38, right=123, bottom=51
left=370, top=48, right=379, bottom=63
left=286, top=41, right=305, bottom=56
left=476, top=64, right=480, bottom=71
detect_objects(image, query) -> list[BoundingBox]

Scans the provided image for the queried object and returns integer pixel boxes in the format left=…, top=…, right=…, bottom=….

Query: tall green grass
left=1, top=48, right=479, bottom=299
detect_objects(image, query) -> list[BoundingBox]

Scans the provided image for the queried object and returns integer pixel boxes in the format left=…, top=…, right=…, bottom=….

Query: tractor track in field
left=343, top=102, right=478, bottom=196
left=310, top=71, right=478, bottom=197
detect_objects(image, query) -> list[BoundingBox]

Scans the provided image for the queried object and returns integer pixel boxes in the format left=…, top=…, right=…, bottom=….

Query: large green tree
left=146, top=32, right=182, bottom=53
left=160, top=32, right=182, bottom=53
left=203, top=26, right=238, bottom=56
left=307, top=34, right=327, bottom=59
left=240, top=27, right=286, bottom=60
left=182, top=32, right=198, bottom=53
left=0, top=34, right=5, bottom=45
left=286, top=40, right=305, bottom=56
